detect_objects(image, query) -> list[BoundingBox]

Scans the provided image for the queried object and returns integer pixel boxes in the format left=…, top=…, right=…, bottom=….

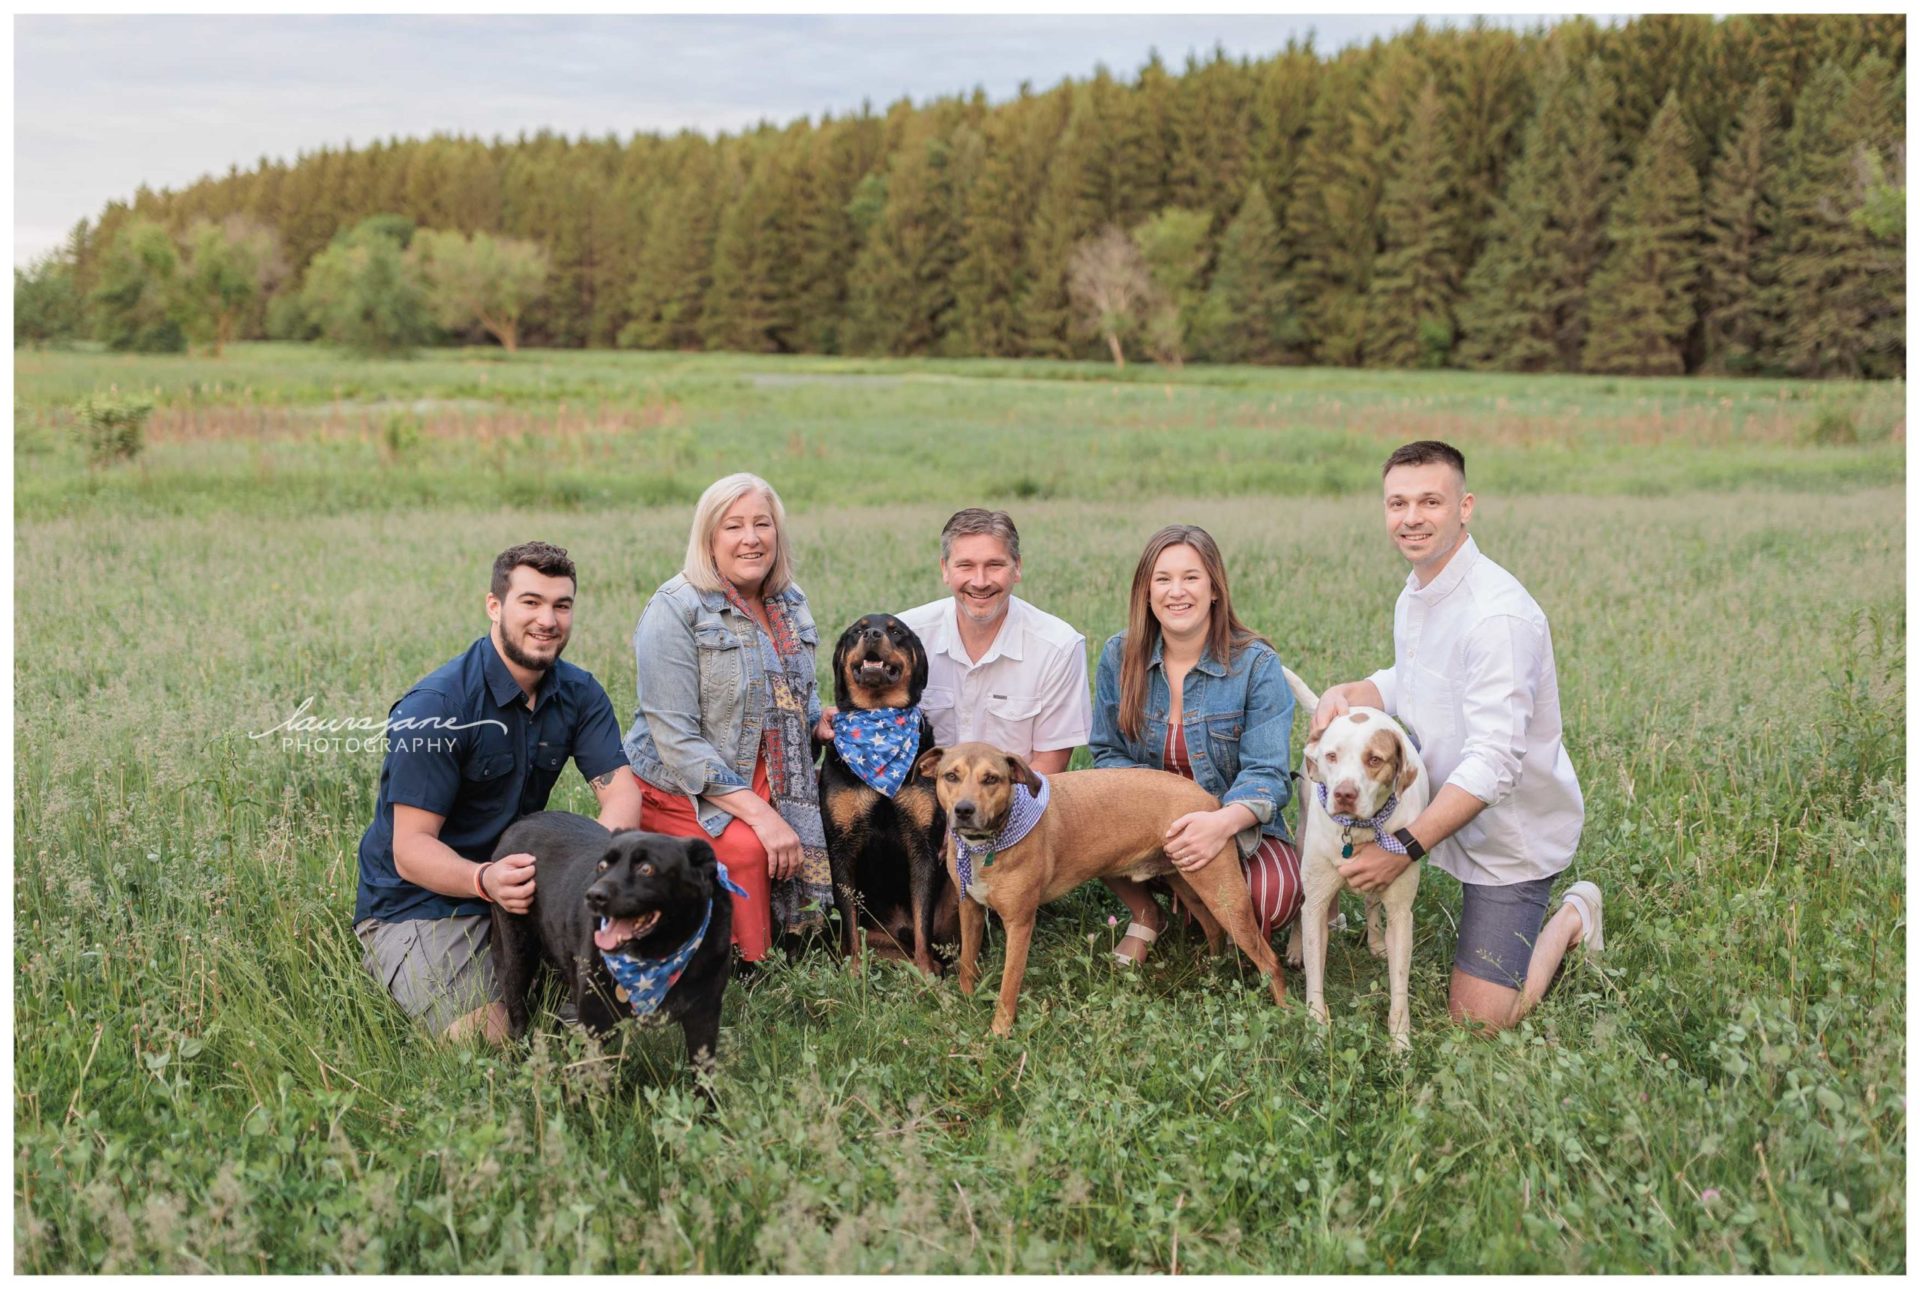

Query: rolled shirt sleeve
left=382, top=688, right=465, bottom=817
left=1219, top=650, right=1292, bottom=844
left=1366, top=664, right=1398, bottom=718
left=571, top=683, right=630, bottom=783
left=1031, top=633, right=1094, bottom=755
left=1445, top=615, right=1541, bottom=808
left=634, top=596, right=750, bottom=796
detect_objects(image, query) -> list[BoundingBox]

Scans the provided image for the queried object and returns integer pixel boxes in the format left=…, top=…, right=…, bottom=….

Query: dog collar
left=832, top=706, right=924, bottom=798
left=953, top=775, right=1050, bottom=892
left=598, top=862, right=750, bottom=1019
left=1317, top=783, right=1410, bottom=859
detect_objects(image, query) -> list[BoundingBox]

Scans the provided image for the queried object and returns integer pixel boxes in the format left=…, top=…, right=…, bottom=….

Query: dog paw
left=1284, top=945, right=1304, bottom=969
left=1308, top=1000, right=1330, bottom=1026
left=1368, top=939, right=1388, bottom=960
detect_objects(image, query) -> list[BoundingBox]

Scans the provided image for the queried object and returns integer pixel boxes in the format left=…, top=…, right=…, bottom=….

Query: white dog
left=1282, top=666, right=1430, bottom=1051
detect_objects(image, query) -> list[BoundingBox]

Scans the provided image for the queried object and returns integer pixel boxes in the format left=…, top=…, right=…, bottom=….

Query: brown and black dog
left=918, top=742, right=1286, bottom=1036
left=818, top=613, right=955, bottom=975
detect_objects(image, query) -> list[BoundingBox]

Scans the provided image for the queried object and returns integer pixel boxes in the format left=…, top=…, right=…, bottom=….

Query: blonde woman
left=623, top=473, right=832, bottom=961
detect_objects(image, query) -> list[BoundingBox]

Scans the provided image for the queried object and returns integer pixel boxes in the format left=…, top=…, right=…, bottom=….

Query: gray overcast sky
left=14, top=13, right=1609, bottom=267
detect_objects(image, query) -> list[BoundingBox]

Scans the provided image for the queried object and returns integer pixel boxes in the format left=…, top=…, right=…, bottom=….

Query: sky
left=13, top=13, right=1615, bottom=267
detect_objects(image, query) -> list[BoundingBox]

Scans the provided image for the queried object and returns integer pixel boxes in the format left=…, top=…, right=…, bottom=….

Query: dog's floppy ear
left=1300, top=739, right=1323, bottom=784
left=830, top=623, right=855, bottom=710
left=681, top=837, right=719, bottom=895
left=1005, top=752, right=1043, bottom=793
left=1394, top=729, right=1423, bottom=795
left=914, top=747, right=946, bottom=782
left=903, top=622, right=930, bottom=701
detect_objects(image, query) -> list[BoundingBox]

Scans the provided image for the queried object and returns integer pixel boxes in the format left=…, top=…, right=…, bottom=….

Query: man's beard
left=500, top=624, right=566, bottom=672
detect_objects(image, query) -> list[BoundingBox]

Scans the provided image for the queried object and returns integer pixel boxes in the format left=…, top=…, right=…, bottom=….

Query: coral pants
left=635, top=762, right=774, bottom=962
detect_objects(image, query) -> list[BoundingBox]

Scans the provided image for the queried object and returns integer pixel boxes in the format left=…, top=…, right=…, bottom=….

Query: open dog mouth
left=594, top=909, right=662, bottom=951
left=854, top=655, right=902, bottom=685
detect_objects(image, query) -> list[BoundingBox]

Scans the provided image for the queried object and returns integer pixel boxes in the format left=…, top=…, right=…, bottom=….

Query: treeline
left=17, top=14, right=1907, bottom=377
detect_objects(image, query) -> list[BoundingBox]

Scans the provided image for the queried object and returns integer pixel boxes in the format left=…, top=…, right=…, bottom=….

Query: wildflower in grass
left=1701, top=1188, right=1721, bottom=1205
left=1108, top=915, right=1119, bottom=926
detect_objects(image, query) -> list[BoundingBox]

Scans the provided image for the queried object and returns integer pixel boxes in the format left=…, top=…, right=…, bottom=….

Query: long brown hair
left=1117, top=525, right=1265, bottom=741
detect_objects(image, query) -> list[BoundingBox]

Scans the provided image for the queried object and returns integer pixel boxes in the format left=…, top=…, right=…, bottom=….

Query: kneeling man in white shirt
left=1311, top=440, right=1603, bottom=1033
left=897, top=508, right=1091, bottom=776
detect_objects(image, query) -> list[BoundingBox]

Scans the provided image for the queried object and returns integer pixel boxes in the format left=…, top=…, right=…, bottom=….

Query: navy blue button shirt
left=354, top=635, right=628, bottom=924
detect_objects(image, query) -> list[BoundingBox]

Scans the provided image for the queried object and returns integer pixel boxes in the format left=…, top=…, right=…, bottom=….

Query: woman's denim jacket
left=623, top=573, right=821, bottom=839
left=1089, top=631, right=1295, bottom=852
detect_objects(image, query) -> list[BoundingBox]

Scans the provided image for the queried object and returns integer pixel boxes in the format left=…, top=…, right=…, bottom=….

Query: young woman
left=1089, top=525, right=1303, bottom=963
left=623, top=472, right=832, bottom=961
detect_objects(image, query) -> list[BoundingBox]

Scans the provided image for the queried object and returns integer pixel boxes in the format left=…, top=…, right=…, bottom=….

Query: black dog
left=489, top=811, right=731, bottom=1074
left=818, top=613, right=955, bottom=975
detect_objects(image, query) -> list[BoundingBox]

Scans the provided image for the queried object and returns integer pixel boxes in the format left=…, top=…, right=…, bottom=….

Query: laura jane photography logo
left=248, top=696, right=503, bottom=754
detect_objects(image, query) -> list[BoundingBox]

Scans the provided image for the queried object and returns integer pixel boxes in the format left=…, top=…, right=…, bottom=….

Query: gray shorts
left=355, top=914, right=499, bottom=1036
left=1453, top=876, right=1556, bottom=990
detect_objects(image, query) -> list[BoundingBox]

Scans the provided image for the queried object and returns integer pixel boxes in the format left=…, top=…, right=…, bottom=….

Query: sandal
left=1561, top=881, right=1604, bottom=956
left=1112, top=919, right=1161, bottom=966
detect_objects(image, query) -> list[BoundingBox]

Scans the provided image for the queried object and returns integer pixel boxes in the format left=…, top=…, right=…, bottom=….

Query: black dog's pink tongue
left=594, top=917, right=639, bottom=951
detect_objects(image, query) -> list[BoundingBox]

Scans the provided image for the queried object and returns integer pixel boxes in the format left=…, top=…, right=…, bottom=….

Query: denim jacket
left=1089, top=631, right=1294, bottom=851
left=623, top=573, right=821, bottom=839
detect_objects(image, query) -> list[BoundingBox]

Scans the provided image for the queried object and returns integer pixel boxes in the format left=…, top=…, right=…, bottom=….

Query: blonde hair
left=683, top=473, right=796, bottom=595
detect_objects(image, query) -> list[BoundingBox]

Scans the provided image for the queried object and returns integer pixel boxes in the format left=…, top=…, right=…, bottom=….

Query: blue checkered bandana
left=953, top=775, right=1050, bottom=893
left=832, top=706, right=925, bottom=798
left=1317, top=783, right=1409, bottom=856
left=599, top=862, right=750, bottom=1019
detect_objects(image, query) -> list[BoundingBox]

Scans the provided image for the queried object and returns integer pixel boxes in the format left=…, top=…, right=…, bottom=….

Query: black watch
left=1392, top=827, right=1427, bottom=861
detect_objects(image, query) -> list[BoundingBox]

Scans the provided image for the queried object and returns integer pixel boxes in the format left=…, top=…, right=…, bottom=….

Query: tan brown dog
left=917, top=742, right=1286, bottom=1036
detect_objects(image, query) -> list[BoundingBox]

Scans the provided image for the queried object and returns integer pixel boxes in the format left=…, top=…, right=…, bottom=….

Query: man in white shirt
left=1310, top=441, right=1603, bottom=1033
left=897, top=508, right=1092, bottom=776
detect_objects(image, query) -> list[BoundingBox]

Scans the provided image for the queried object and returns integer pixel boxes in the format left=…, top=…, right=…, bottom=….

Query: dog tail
left=1280, top=665, right=1319, bottom=715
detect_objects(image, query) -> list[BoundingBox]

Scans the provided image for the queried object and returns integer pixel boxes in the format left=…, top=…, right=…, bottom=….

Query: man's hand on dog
left=1309, top=690, right=1352, bottom=742
left=485, top=851, right=539, bottom=914
left=1164, top=810, right=1239, bottom=871
left=1338, top=842, right=1411, bottom=893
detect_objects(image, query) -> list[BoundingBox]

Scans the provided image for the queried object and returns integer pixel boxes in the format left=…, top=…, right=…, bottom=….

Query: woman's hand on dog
left=1164, top=809, right=1240, bottom=871
left=750, top=811, right=803, bottom=880
left=814, top=706, right=837, bottom=742
left=486, top=851, right=539, bottom=914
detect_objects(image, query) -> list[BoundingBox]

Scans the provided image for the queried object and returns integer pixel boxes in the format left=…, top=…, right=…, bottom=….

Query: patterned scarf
left=953, top=775, right=1050, bottom=895
left=1316, top=783, right=1410, bottom=858
left=722, top=579, right=834, bottom=934
left=599, top=863, right=752, bottom=1018
left=832, top=706, right=924, bottom=798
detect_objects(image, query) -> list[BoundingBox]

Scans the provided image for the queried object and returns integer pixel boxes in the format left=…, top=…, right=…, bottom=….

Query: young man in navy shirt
left=354, top=542, right=641, bottom=1043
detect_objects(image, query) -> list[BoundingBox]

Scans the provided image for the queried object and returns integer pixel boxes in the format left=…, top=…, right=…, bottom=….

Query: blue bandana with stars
left=599, top=861, right=750, bottom=1019
left=832, top=706, right=925, bottom=798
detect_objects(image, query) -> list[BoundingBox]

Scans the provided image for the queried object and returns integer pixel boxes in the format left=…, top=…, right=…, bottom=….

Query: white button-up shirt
left=897, top=595, right=1092, bottom=759
left=1367, top=534, right=1584, bottom=886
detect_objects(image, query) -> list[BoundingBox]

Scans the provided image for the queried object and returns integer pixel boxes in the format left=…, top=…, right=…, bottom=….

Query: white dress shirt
left=1367, top=534, right=1584, bottom=886
left=897, top=595, right=1092, bottom=759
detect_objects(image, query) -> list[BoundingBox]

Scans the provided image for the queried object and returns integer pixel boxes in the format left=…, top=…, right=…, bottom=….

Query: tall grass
left=12, top=351, right=1906, bottom=1271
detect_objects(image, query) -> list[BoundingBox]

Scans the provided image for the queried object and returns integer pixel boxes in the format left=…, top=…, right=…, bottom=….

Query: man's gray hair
left=939, top=508, right=1021, bottom=565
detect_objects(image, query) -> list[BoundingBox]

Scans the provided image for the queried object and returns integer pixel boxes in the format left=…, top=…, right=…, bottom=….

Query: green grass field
left=13, top=345, right=1906, bottom=1272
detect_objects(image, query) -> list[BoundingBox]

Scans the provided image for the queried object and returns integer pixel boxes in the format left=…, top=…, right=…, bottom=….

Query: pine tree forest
left=39, top=15, right=1908, bottom=378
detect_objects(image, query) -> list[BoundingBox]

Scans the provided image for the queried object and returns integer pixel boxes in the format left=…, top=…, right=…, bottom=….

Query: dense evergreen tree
left=1457, top=48, right=1621, bottom=371
left=1192, top=182, right=1293, bottom=364
left=1771, top=58, right=1905, bottom=377
left=1699, top=80, right=1782, bottom=374
left=1583, top=93, right=1705, bottom=375
left=1366, top=79, right=1461, bottom=368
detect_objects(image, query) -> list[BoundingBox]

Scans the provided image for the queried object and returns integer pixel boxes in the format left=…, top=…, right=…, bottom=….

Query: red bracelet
left=473, top=861, right=495, bottom=903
